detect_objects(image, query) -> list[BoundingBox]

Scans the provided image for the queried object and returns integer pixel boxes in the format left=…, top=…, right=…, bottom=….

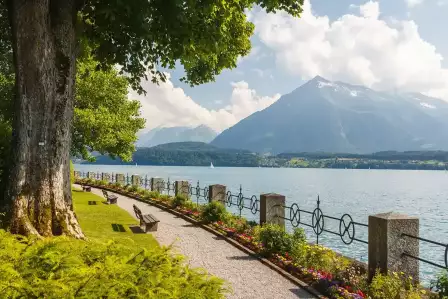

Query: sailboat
left=210, top=162, right=214, bottom=169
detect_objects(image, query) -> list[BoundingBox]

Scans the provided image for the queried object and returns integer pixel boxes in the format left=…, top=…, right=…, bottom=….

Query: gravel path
left=88, top=187, right=315, bottom=299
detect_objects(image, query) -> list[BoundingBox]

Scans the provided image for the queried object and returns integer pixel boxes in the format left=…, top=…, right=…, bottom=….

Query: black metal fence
left=77, top=171, right=448, bottom=275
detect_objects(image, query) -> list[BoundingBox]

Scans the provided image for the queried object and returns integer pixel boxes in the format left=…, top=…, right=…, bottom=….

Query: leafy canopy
left=79, top=0, right=304, bottom=92
left=72, top=54, right=145, bottom=162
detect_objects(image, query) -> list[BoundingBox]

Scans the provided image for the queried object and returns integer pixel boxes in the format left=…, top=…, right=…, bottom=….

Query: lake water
left=75, top=164, right=448, bottom=283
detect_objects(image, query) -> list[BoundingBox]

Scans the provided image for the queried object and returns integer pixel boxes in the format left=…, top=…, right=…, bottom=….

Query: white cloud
left=252, top=0, right=448, bottom=100
left=131, top=73, right=280, bottom=133
left=405, top=0, right=424, bottom=7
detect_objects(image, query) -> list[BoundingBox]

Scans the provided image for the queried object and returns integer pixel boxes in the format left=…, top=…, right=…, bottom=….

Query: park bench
left=81, top=185, right=91, bottom=192
left=102, top=190, right=118, bottom=204
left=133, top=204, right=159, bottom=232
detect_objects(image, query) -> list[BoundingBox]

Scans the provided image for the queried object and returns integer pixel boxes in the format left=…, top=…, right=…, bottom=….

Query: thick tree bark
left=5, top=0, right=84, bottom=238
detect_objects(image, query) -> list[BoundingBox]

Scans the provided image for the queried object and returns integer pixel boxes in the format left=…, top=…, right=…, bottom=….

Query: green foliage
left=143, top=191, right=160, bottom=201
left=0, top=230, right=229, bottom=298
left=72, top=54, right=145, bottom=162
left=255, top=223, right=306, bottom=256
left=172, top=194, right=189, bottom=208
left=79, top=0, right=304, bottom=92
left=201, top=201, right=227, bottom=223
left=369, top=271, right=425, bottom=299
left=431, top=270, right=448, bottom=298
left=291, top=243, right=350, bottom=274
left=126, top=185, right=139, bottom=193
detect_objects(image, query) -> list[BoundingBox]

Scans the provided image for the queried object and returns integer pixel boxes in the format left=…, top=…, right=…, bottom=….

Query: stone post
left=115, top=173, right=125, bottom=185
left=131, top=175, right=141, bottom=186
left=175, top=181, right=190, bottom=198
left=208, top=184, right=226, bottom=205
left=74, top=171, right=81, bottom=178
left=151, top=177, right=164, bottom=193
left=87, top=172, right=96, bottom=179
left=102, top=172, right=111, bottom=182
left=260, top=193, right=285, bottom=229
left=368, top=212, right=419, bottom=282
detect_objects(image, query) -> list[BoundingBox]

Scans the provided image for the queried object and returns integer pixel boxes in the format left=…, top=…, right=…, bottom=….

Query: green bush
left=255, top=223, right=306, bottom=256
left=172, top=194, right=188, bottom=208
left=201, top=201, right=227, bottom=223
left=369, top=270, right=424, bottom=299
left=431, top=270, right=448, bottom=298
left=0, top=230, right=230, bottom=298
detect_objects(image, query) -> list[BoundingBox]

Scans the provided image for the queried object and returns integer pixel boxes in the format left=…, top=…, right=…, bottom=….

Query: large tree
left=2, top=0, right=303, bottom=237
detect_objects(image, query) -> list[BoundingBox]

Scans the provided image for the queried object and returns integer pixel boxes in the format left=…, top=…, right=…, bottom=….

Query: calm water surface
left=75, top=164, right=448, bottom=282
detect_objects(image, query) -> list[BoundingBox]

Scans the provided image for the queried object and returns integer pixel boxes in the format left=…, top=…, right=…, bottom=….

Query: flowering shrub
left=369, top=270, right=425, bottom=299
left=201, top=201, right=227, bottom=223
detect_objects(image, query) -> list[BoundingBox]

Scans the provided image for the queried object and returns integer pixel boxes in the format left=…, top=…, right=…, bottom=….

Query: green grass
left=72, top=188, right=158, bottom=248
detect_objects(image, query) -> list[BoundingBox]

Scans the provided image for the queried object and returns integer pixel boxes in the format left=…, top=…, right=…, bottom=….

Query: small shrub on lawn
left=431, top=270, right=448, bottom=298
left=201, top=201, right=227, bottom=223
left=0, top=230, right=230, bottom=299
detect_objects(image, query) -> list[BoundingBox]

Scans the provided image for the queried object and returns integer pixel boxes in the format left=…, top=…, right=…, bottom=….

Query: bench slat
left=142, top=214, right=159, bottom=224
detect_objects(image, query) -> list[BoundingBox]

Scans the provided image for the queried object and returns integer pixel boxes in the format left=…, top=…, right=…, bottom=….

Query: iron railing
left=402, top=234, right=448, bottom=269
left=225, top=185, right=259, bottom=217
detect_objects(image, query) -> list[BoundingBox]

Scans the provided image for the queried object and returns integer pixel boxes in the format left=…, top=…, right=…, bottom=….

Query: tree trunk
left=5, top=0, right=84, bottom=238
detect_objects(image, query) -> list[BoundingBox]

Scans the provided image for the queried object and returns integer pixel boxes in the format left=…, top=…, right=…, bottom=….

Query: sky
left=131, top=0, right=448, bottom=134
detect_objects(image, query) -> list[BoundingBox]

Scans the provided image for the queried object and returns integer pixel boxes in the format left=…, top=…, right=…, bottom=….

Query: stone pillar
left=368, top=212, right=419, bottom=282
left=175, top=181, right=190, bottom=197
left=102, top=172, right=111, bottom=182
left=151, top=177, right=164, bottom=193
left=74, top=171, right=81, bottom=178
left=115, top=173, right=125, bottom=185
left=87, top=172, right=96, bottom=179
left=208, top=184, right=226, bottom=205
left=132, top=175, right=141, bottom=186
left=260, top=193, right=285, bottom=228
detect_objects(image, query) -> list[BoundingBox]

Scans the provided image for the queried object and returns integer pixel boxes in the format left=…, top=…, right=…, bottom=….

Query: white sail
left=210, top=162, right=214, bottom=168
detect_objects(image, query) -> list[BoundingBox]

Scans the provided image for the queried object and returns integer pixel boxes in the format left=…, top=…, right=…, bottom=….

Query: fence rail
left=402, top=233, right=448, bottom=269
left=75, top=171, right=448, bottom=280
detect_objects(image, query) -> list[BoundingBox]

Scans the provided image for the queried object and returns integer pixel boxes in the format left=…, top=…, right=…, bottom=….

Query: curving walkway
left=88, top=187, right=316, bottom=299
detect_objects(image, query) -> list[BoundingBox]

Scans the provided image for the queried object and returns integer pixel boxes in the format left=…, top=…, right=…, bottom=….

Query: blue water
left=75, top=164, right=448, bottom=283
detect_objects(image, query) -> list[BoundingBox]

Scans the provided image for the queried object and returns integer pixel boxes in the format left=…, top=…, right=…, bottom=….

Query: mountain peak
left=310, top=75, right=331, bottom=83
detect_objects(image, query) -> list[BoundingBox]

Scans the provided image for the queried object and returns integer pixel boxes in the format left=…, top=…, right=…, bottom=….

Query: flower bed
left=76, top=178, right=430, bottom=299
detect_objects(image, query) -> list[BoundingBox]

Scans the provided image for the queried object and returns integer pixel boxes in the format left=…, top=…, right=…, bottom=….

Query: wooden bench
left=133, top=204, right=159, bottom=232
left=102, top=190, right=118, bottom=204
left=82, top=185, right=91, bottom=192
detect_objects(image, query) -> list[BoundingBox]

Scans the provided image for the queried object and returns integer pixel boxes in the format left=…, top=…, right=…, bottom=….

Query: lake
left=75, top=164, right=448, bottom=283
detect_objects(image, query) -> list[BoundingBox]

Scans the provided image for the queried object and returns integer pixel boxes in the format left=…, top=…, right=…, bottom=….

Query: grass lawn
left=72, top=188, right=159, bottom=248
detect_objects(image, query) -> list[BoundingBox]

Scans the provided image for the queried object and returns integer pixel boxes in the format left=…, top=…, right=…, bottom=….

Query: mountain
left=136, top=125, right=217, bottom=147
left=211, top=76, right=448, bottom=154
left=85, top=142, right=259, bottom=167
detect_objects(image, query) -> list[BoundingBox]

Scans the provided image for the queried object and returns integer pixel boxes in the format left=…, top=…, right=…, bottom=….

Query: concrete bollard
left=151, top=177, right=164, bottom=193
left=115, top=173, right=125, bottom=185
left=208, top=184, right=226, bottom=205
left=368, top=212, right=419, bottom=282
left=260, top=193, right=285, bottom=229
left=102, top=172, right=111, bottom=182
left=131, top=175, right=141, bottom=186
left=175, top=181, right=190, bottom=198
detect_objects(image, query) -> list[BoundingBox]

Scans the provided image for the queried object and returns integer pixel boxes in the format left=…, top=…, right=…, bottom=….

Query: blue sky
left=133, top=0, right=448, bottom=132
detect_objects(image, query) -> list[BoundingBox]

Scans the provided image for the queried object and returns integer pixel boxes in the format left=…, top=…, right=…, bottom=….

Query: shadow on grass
left=88, top=201, right=97, bottom=205
left=128, top=225, right=145, bottom=234
left=111, top=223, right=126, bottom=232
